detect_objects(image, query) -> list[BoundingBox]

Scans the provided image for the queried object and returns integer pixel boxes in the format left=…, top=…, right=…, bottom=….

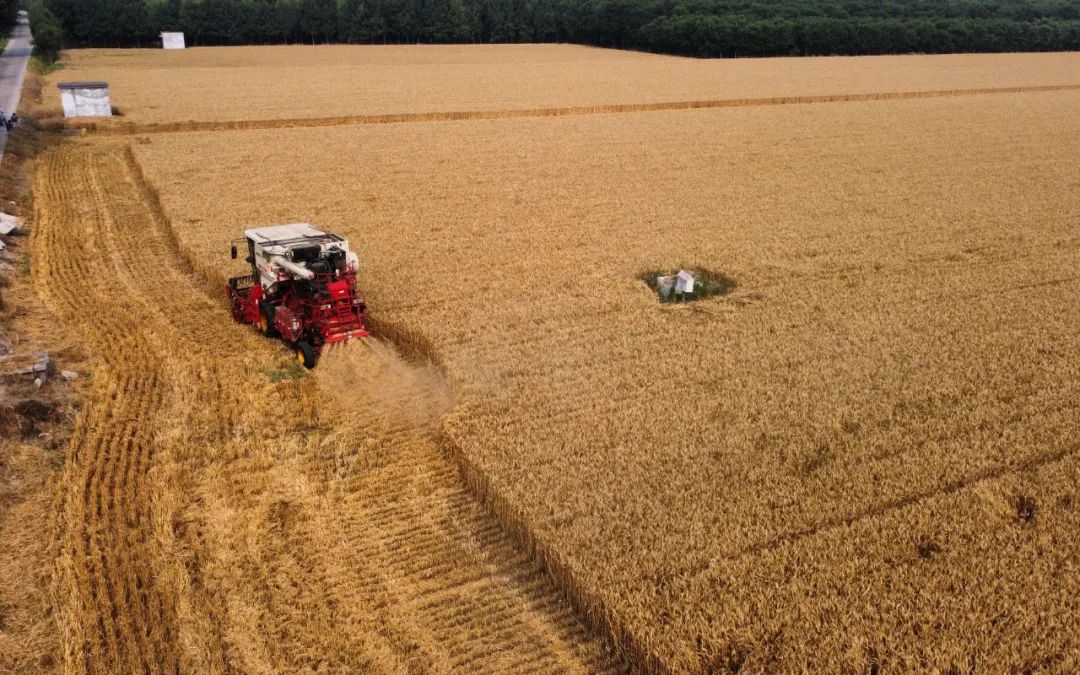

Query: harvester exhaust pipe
left=272, top=256, right=315, bottom=280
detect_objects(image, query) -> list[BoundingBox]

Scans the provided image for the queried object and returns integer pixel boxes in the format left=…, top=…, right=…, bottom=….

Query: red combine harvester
left=227, top=224, right=370, bottom=368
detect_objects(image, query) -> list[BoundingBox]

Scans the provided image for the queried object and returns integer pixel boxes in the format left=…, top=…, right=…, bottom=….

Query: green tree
left=28, top=0, right=65, bottom=60
left=22, top=0, right=1080, bottom=56
left=299, top=0, right=336, bottom=41
left=148, top=0, right=183, bottom=30
left=445, top=0, right=474, bottom=40
left=0, top=0, right=18, bottom=28
left=338, top=0, right=365, bottom=41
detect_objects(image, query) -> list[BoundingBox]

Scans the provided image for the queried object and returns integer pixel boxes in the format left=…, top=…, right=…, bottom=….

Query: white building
left=57, top=82, right=112, bottom=117
left=160, top=32, right=186, bottom=49
left=675, top=270, right=696, bottom=294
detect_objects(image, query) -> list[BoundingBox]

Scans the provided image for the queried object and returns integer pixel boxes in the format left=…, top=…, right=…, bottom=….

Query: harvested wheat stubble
left=30, top=141, right=621, bottom=674
left=133, top=87, right=1080, bottom=671
left=40, top=46, right=1080, bottom=125
left=0, top=440, right=62, bottom=672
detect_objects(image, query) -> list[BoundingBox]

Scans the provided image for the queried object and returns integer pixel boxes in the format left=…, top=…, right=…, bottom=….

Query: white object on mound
left=675, top=269, right=696, bottom=294
left=0, top=212, right=22, bottom=235
left=656, top=275, right=675, bottom=299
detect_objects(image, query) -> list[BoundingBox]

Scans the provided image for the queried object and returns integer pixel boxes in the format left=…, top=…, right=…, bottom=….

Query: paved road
left=0, top=16, right=32, bottom=157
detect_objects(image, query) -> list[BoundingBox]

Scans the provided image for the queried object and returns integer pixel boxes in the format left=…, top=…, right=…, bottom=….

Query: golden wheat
left=39, top=46, right=1080, bottom=125
left=129, top=85, right=1080, bottom=671
left=17, top=43, right=1080, bottom=674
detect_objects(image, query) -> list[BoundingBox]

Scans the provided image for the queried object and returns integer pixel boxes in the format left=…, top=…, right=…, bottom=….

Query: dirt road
left=32, top=141, right=621, bottom=673
left=0, top=17, right=31, bottom=157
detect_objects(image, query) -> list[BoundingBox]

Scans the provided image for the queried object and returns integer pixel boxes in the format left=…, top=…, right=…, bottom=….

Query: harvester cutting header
left=227, top=223, right=369, bottom=368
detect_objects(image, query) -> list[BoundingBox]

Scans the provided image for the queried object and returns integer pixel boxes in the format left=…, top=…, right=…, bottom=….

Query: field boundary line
left=438, top=431, right=669, bottom=674
left=120, top=144, right=216, bottom=290
left=54, top=83, right=1080, bottom=136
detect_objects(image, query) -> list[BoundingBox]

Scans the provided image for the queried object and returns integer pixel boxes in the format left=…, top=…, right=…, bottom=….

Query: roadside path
left=0, top=16, right=32, bottom=157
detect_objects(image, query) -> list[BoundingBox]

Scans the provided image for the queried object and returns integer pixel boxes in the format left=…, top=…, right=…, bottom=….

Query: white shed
left=675, top=270, right=696, bottom=294
left=160, top=31, right=186, bottom=49
left=58, top=82, right=112, bottom=117
left=655, top=275, right=675, bottom=299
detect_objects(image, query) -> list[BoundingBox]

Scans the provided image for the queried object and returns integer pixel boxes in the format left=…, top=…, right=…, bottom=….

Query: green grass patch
left=641, top=267, right=737, bottom=303
left=30, top=56, right=63, bottom=75
left=264, top=364, right=307, bottom=383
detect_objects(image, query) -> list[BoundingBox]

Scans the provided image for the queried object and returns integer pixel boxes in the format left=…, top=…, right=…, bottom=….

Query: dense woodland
left=15, top=0, right=1080, bottom=58
left=1, top=0, right=17, bottom=27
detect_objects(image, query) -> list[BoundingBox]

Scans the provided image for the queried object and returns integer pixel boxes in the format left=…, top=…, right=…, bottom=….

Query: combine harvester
left=227, top=223, right=369, bottom=368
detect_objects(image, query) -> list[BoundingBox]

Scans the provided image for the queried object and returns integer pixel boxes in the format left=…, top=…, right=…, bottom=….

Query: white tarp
left=160, top=32, right=186, bottom=49
left=0, top=213, right=21, bottom=235
left=59, top=86, right=112, bottom=117
left=656, top=275, right=675, bottom=299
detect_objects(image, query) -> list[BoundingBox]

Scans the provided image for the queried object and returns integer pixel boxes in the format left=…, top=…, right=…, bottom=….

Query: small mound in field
left=0, top=399, right=61, bottom=439
left=641, top=267, right=737, bottom=303
left=13, top=399, right=59, bottom=422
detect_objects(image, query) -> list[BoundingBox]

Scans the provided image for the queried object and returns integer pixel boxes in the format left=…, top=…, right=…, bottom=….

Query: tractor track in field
left=51, top=83, right=1080, bottom=136
left=721, top=439, right=1080, bottom=566
left=33, top=141, right=624, bottom=673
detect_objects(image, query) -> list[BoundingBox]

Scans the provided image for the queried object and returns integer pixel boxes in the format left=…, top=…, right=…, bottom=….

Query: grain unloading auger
left=227, top=224, right=370, bottom=368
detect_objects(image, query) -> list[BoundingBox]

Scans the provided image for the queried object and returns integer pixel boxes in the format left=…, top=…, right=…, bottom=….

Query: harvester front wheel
left=295, top=341, right=316, bottom=369
left=258, top=301, right=279, bottom=338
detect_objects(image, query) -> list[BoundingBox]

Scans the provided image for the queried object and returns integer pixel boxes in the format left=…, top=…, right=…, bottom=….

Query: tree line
left=0, top=0, right=17, bottom=32
left=21, top=0, right=1080, bottom=58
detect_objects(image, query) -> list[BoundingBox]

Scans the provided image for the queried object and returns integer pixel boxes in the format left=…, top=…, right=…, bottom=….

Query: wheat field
left=41, top=46, right=1080, bottom=124
left=16, top=45, right=1080, bottom=673
left=131, top=87, right=1080, bottom=670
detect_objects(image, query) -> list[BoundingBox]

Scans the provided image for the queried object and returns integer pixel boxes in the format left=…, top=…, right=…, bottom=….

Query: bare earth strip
left=32, top=142, right=622, bottom=674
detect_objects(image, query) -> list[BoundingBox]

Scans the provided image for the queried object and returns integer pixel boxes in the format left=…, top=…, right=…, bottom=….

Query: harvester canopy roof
left=57, top=81, right=109, bottom=90
left=245, top=223, right=344, bottom=247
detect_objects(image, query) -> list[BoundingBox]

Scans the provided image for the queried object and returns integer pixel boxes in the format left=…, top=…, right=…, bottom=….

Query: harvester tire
left=295, top=341, right=316, bottom=369
left=259, top=301, right=279, bottom=338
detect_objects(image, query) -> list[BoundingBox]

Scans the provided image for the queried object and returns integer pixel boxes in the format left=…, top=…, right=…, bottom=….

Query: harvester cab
left=226, top=223, right=370, bottom=368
